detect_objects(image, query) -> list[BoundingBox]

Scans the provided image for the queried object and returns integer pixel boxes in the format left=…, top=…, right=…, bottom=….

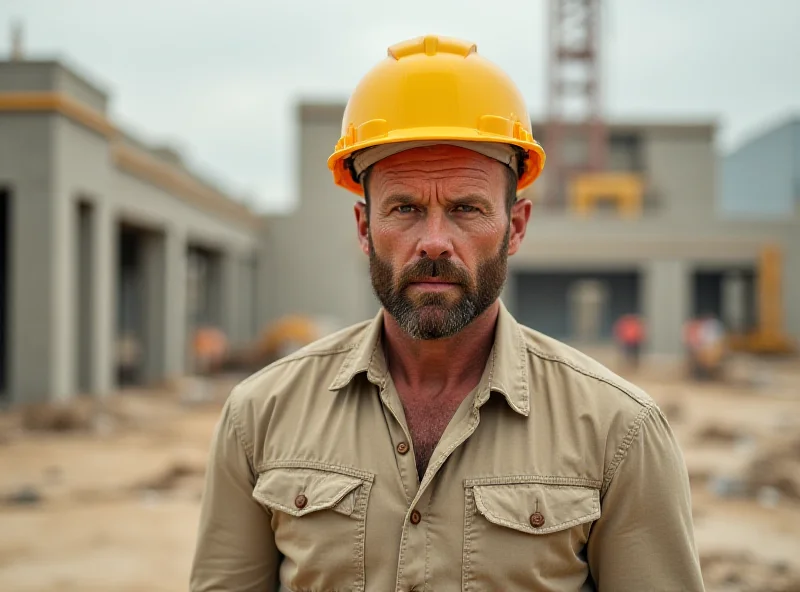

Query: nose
left=416, top=212, right=452, bottom=260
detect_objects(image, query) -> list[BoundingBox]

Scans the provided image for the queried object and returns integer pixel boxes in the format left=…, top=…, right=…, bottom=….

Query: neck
left=382, top=300, right=500, bottom=397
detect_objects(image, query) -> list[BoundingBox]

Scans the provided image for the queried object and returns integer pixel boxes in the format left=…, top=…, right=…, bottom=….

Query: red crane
left=544, top=0, right=608, bottom=208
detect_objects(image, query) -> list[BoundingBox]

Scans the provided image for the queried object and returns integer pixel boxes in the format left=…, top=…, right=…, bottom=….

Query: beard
left=369, top=228, right=510, bottom=340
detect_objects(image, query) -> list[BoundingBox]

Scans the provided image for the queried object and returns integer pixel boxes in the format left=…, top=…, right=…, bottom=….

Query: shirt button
left=410, top=509, right=422, bottom=524
left=294, top=494, right=308, bottom=509
left=396, top=441, right=410, bottom=455
left=530, top=512, right=545, bottom=528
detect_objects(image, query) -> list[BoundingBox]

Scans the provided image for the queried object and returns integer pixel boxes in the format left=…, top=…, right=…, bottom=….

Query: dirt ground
left=1, top=357, right=799, bottom=591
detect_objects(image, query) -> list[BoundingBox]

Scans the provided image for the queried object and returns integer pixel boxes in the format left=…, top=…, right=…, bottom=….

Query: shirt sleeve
left=190, top=394, right=279, bottom=592
left=587, top=405, right=705, bottom=591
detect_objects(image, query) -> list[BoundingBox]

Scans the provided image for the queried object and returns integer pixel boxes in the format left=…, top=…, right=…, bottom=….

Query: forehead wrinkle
left=378, top=165, right=492, bottom=181
left=373, top=167, right=495, bottom=197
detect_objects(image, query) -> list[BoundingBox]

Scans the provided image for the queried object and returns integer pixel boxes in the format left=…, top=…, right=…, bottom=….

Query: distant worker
left=613, top=313, right=645, bottom=370
left=684, top=313, right=726, bottom=380
left=191, top=326, right=228, bottom=376
left=191, top=35, right=704, bottom=591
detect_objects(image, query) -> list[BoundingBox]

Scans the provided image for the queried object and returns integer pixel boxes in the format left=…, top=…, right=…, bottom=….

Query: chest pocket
left=253, top=463, right=374, bottom=592
left=463, top=478, right=601, bottom=592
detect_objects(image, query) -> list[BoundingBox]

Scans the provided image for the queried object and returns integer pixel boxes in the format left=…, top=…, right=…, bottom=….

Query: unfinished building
left=0, top=59, right=263, bottom=404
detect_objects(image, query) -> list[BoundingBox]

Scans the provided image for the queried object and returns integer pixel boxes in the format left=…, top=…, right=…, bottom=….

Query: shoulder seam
left=601, top=404, right=658, bottom=496
left=525, top=344, right=650, bottom=407
left=237, top=344, right=358, bottom=388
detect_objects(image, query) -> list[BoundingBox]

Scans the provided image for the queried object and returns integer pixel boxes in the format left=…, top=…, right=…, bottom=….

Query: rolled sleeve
left=190, top=394, right=279, bottom=592
left=587, top=406, right=705, bottom=591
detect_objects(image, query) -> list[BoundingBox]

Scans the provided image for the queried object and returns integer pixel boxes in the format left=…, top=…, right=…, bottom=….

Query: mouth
left=407, top=279, right=460, bottom=292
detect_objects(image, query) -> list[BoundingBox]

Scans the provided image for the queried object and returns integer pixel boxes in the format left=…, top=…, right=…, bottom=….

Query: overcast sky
left=1, top=0, right=798, bottom=212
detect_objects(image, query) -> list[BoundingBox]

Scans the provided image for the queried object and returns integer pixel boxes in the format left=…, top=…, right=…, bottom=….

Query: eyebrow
left=447, top=194, right=495, bottom=211
left=383, top=194, right=417, bottom=206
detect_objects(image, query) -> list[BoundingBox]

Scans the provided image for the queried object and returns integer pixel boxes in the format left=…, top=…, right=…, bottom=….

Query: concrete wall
left=0, top=61, right=59, bottom=93
left=264, top=104, right=376, bottom=327
left=0, top=112, right=56, bottom=402
left=0, top=59, right=264, bottom=403
left=722, top=119, right=799, bottom=218
left=642, top=125, right=717, bottom=221
left=0, top=61, right=108, bottom=113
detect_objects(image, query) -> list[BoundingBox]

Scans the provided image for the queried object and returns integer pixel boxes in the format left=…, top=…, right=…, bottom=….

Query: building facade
left=0, top=60, right=263, bottom=404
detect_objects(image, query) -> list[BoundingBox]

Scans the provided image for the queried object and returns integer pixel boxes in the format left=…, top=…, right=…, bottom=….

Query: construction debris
left=701, top=552, right=800, bottom=592
left=134, top=461, right=206, bottom=493
left=3, top=485, right=42, bottom=506
left=20, top=399, right=95, bottom=432
left=745, top=434, right=800, bottom=502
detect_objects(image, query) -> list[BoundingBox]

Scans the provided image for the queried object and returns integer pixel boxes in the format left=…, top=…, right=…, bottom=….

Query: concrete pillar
left=206, top=253, right=224, bottom=330
left=164, top=225, right=187, bottom=379
left=643, top=259, right=690, bottom=357
left=88, top=202, right=116, bottom=396
left=51, top=192, right=77, bottom=401
left=220, top=249, right=240, bottom=345
left=237, top=254, right=256, bottom=342
left=5, top=118, right=57, bottom=404
left=722, top=271, right=747, bottom=333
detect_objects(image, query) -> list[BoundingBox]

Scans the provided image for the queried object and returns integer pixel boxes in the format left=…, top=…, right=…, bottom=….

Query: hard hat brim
left=328, top=126, right=546, bottom=197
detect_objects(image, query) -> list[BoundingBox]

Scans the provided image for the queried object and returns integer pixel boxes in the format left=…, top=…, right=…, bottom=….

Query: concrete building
left=265, top=103, right=800, bottom=362
left=722, top=116, right=800, bottom=219
left=0, top=59, right=263, bottom=404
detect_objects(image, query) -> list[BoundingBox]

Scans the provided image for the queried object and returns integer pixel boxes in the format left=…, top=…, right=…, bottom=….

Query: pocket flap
left=472, top=482, right=600, bottom=535
left=253, top=466, right=364, bottom=517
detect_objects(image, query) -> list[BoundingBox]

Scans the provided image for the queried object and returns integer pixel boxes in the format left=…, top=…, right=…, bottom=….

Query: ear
left=354, top=201, right=370, bottom=256
left=507, top=198, right=532, bottom=256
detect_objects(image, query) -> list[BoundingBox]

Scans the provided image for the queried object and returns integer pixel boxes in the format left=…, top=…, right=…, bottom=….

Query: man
left=191, top=35, right=704, bottom=591
left=613, top=313, right=645, bottom=370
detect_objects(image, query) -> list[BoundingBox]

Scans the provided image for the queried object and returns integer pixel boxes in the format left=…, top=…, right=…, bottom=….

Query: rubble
left=696, top=423, right=743, bottom=444
left=20, top=399, right=95, bottom=432
left=135, top=460, right=206, bottom=493
left=744, top=434, right=800, bottom=502
left=3, top=485, right=42, bottom=506
left=701, top=552, right=800, bottom=592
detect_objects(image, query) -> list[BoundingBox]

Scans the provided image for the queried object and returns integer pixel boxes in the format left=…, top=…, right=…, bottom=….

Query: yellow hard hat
left=327, top=35, right=546, bottom=197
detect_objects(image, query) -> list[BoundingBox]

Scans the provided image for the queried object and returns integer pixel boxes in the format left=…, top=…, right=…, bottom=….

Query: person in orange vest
left=613, top=313, right=645, bottom=370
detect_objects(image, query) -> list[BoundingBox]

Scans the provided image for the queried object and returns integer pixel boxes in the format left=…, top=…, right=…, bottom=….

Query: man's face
left=354, top=145, right=532, bottom=340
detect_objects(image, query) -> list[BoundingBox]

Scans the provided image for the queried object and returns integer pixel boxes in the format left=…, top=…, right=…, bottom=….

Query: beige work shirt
left=191, top=302, right=704, bottom=591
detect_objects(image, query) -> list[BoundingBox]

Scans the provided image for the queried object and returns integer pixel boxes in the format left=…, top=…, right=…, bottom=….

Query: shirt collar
left=328, top=301, right=530, bottom=416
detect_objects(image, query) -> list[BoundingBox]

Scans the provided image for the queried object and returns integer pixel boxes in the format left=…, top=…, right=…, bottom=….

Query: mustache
left=397, top=257, right=471, bottom=289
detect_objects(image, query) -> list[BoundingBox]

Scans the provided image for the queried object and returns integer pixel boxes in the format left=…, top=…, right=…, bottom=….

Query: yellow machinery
left=729, top=245, right=797, bottom=354
left=209, top=315, right=323, bottom=373
left=569, top=173, right=644, bottom=218
left=256, top=315, right=321, bottom=360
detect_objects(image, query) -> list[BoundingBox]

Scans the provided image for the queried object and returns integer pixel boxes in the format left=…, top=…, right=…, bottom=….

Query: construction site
left=1, top=0, right=800, bottom=590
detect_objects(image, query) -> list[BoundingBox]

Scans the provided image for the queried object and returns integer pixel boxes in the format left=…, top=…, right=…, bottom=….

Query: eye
left=395, top=205, right=418, bottom=214
left=453, top=204, right=479, bottom=213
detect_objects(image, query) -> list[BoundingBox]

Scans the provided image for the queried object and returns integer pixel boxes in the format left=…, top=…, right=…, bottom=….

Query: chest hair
left=401, top=397, right=465, bottom=480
